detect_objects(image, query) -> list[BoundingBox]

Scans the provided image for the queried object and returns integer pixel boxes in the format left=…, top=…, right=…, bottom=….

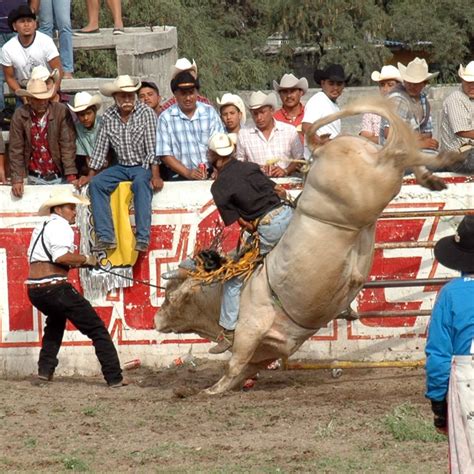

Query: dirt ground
left=0, top=361, right=449, bottom=473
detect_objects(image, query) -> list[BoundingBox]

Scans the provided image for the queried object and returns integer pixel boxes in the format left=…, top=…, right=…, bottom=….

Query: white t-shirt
left=1, top=31, right=59, bottom=84
left=302, top=91, right=341, bottom=158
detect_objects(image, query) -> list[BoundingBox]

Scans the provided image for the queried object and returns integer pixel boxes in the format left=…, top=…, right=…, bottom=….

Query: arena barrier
left=0, top=174, right=473, bottom=377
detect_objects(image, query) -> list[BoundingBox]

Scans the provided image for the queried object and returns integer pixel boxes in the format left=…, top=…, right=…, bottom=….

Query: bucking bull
left=154, top=97, right=464, bottom=394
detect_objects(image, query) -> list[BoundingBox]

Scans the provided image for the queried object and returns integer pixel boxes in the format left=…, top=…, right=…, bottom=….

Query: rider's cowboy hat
left=170, top=58, right=198, bottom=80
left=273, top=73, right=309, bottom=94
left=397, top=58, right=439, bottom=83
left=100, top=75, right=141, bottom=97
left=458, top=61, right=474, bottom=82
left=371, top=65, right=402, bottom=83
left=68, top=91, right=102, bottom=113
left=248, top=91, right=278, bottom=110
left=16, top=79, right=55, bottom=100
left=313, top=64, right=351, bottom=84
left=30, top=66, right=60, bottom=84
left=434, top=216, right=474, bottom=272
left=216, top=93, right=247, bottom=125
left=38, top=189, right=90, bottom=216
left=8, top=5, right=36, bottom=31
left=208, top=133, right=235, bottom=157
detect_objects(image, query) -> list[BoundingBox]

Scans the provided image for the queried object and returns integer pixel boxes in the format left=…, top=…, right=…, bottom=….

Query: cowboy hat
left=248, top=91, right=278, bottom=110
left=458, top=61, right=474, bottom=82
left=8, top=5, right=36, bottom=31
left=314, top=64, right=351, bottom=84
left=16, top=79, right=55, bottom=100
left=216, top=93, right=247, bottom=125
left=99, top=75, right=141, bottom=97
left=170, top=58, right=198, bottom=80
left=170, top=71, right=200, bottom=93
left=371, top=65, right=402, bottom=82
left=397, top=58, right=439, bottom=83
left=208, top=133, right=235, bottom=157
left=273, top=73, right=309, bottom=94
left=68, top=91, right=102, bottom=113
left=30, top=66, right=60, bottom=84
left=38, top=189, right=90, bottom=216
left=434, top=216, right=474, bottom=272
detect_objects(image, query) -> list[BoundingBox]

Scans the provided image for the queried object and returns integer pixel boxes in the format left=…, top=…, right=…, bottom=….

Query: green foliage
left=383, top=403, right=446, bottom=442
left=62, top=456, right=89, bottom=471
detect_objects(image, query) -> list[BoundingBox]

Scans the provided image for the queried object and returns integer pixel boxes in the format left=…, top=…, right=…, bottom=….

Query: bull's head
left=154, top=278, right=222, bottom=341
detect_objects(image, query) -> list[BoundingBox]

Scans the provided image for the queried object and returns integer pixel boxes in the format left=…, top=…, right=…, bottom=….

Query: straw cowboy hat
left=38, top=189, right=90, bottom=216
left=397, top=58, right=439, bottom=83
left=30, top=65, right=60, bottom=84
left=273, top=73, right=309, bottom=94
left=15, top=79, right=55, bottom=99
left=100, top=75, right=141, bottom=97
left=434, top=216, right=474, bottom=272
left=216, top=93, right=247, bottom=124
left=68, top=91, right=102, bottom=113
left=170, top=58, right=198, bottom=80
left=248, top=91, right=278, bottom=110
left=313, top=64, right=351, bottom=84
left=208, top=133, right=235, bottom=157
left=371, top=65, right=402, bottom=82
left=458, top=61, right=474, bottom=82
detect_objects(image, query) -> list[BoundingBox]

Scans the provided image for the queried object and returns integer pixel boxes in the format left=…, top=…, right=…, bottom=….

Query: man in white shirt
left=301, top=64, right=350, bottom=158
left=1, top=5, right=62, bottom=99
left=236, top=91, right=303, bottom=177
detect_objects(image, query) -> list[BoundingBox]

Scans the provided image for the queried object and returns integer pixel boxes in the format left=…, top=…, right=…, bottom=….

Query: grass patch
left=383, top=403, right=445, bottom=442
left=24, top=437, right=37, bottom=448
left=82, top=406, right=100, bottom=417
left=62, top=456, right=89, bottom=471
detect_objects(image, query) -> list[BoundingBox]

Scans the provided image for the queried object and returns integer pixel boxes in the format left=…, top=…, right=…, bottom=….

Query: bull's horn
left=162, top=269, right=188, bottom=280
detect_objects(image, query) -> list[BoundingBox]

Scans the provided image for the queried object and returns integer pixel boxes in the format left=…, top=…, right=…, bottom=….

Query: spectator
left=138, top=80, right=161, bottom=117
left=156, top=71, right=224, bottom=181
left=425, top=215, right=474, bottom=472
left=0, top=131, right=5, bottom=183
left=273, top=73, right=308, bottom=137
left=302, top=64, right=350, bottom=157
left=77, top=75, right=162, bottom=253
left=160, top=58, right=212, bottom=112
left=359, top=65, right=401, bottom=144
left=68, top=91, right=102, bottom=176
left=1, top=5, right=62, bottom=102
left=216, top=93, right=246, bottom=136
left=38, top=0, right=74, bottom=79
left=236, top=91, right=303, bottom=177
left=9, top=78, right=77, bottom=197
left=75, top=0, right=124, bottom=35
left=382, top=58, right=439, bottom=151
left=439, top=61, right=474, bottom=173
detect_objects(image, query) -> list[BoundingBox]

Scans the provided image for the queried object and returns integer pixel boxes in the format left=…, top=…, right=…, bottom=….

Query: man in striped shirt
left=156, top=71, right=224, bottom=180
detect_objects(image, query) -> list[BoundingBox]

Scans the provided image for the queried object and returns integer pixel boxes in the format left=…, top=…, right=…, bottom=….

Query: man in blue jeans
left=77, top=75, right=163, bottom=253
left=206, top=133, right=294, bottom=353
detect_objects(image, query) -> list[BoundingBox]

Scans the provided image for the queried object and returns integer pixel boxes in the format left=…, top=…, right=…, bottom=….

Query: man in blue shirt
left=425, top=216, right=474, bottom=472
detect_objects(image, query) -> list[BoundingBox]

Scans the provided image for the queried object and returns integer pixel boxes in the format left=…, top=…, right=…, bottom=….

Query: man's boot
left=209, top=330, right=234, bottom=354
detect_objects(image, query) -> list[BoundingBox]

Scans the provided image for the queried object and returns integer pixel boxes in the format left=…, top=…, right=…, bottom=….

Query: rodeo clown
left=425, top=215, right=474, bottom=472
left=205, top=133, right=294, bottom=353
left=26, top=189, right=125, bottom=387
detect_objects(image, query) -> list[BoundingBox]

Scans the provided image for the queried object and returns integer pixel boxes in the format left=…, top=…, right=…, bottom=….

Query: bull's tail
left=306, top=96, right=419, bottom=166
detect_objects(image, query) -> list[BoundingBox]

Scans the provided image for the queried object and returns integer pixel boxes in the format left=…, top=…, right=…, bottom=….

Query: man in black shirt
left=208, top=133, right=294, bottom=353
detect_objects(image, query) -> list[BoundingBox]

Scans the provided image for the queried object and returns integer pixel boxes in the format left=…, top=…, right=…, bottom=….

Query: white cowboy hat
left=170, top=58, right=198, bottom=80
left=68, top=91, right=102, bottom=113
left=208, top=133, right=235, bottom=157
left=15, top=78, right=55, bottom=99
left=99, top=75, right=141, bottom=97
left=273, top=73, right=309, bottom=94
left=30, top=65, right=60, bottom=83
left=458, top=61, right=474, bottom=82
left=38, top=189, right=90, bottom=216
left=397, top=58, right=439, bottom=83
left=248, top=91, right=278, bottom=110
left=371, top=65, right=402, bottom=82
left=216, top=93, right=247, bottom=125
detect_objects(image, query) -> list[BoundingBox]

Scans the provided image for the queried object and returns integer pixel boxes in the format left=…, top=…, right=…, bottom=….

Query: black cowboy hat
left=434, top=216, right=474, bottom=272
left=170, top=71, right=200, bottom=93
left=314, top=64, right=351, bottom=85
left=8, top=5, right=36, bottom=32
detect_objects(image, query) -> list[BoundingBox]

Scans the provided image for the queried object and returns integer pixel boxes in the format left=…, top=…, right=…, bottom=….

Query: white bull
left=155, top=97, right=464, bottom=394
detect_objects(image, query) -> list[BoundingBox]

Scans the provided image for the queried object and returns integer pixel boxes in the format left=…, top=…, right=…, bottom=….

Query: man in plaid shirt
left=155, top=71, right=224, bottom=180
left=77, top=75, right=163, bottom=253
